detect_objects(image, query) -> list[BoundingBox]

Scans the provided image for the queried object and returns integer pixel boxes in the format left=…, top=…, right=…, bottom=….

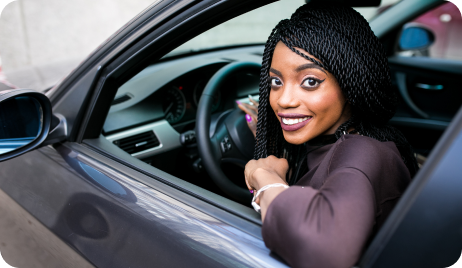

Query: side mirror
left=0, top=89, right=65, bottom=162
left=399, top=24, right=435, bottom=51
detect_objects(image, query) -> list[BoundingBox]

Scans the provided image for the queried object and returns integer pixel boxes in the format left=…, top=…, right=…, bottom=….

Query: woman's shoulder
left=334, top=134, right=401, bottom=157
left=327, top=134, right=409, bottom=180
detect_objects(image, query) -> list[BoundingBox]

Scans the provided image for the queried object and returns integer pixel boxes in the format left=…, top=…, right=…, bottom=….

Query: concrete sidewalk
left=0, top=189, right=94, bottom=268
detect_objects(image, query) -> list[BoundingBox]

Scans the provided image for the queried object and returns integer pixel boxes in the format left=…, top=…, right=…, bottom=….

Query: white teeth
left=282, top=117, right=310, bottom=125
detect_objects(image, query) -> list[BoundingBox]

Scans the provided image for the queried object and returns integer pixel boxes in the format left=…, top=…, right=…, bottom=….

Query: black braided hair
left=254, top=3, right=419, bottom=182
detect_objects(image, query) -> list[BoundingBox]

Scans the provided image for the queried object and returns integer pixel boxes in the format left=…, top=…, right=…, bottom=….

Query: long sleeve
left=261, top=135, right=411, bottom=268
left=262, top=167, right=376, bottom=268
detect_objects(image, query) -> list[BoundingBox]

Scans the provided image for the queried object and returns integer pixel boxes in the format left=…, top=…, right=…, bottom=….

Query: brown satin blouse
left=261, top=134, right=411, bottom=268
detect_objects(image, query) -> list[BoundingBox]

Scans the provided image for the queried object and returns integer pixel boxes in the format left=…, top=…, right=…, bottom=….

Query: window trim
left=73, top=0, right=277, bottom=225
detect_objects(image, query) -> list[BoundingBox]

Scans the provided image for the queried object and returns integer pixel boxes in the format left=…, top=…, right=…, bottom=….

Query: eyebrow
left=270, top=68, right=282, bottom=77
left=295, top=63, right=327, bottom=74
left=270, top=64, right=327, bottom=77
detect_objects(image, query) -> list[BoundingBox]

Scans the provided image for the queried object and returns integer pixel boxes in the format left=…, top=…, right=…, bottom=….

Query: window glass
left=397, top=2, right=462, bottom=60
left=106, top=0, right=403, bottom=179
left=167, top=0, right=305, bottom=57
left=166, top=0, right=400, bottom=58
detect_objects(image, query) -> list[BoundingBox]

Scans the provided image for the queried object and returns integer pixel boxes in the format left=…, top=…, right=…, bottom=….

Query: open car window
left=102, top=0, right=307, bottom=201
left=167, top=0, right=401, bottom=58
left=101, top=0, right=406, bottom=203
left=395, top=1, right=462, bottom=60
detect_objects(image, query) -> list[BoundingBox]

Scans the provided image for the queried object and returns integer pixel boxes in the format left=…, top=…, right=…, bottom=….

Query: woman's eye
left=302, top=78, right=319, bottom=88
left=270, top=78, right=283, bottom=87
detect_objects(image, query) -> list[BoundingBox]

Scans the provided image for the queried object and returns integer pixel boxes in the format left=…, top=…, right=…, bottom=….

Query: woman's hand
left=245, top=155, right=289, bottom=221
left=237, top=96, right=258, bottom=137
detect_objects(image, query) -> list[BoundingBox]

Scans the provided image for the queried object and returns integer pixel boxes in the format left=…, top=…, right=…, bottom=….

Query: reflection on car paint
left=64, top=147, right=287, bottom=267
left=79, top=162, right=129, bottom=198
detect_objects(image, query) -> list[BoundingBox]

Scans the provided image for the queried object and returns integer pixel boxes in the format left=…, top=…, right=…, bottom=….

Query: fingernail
left=249, top=190, right=254, bottom=193
left=245, top=114, right=252, bottom=122
left=236, top=101, right=242, bottom=105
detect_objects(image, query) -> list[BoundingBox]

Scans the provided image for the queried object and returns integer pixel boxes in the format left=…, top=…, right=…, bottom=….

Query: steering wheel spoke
left=212, top=122, right=239, bottom=160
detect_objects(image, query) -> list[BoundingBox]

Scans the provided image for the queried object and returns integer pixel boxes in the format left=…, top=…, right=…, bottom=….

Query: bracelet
left=251, top=183, right=289, bottom=213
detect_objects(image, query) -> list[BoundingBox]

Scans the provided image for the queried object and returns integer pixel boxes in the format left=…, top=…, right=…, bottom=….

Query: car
left=0, top=0, right=461, bottom=267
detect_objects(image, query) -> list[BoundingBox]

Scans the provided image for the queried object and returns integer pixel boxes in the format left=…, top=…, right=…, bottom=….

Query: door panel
left=389, top=56, right=462, bottom=156
left=387, top=1, right=462, bottom=157
left=359, top=103, right=462, bottom=268
left=0, top=143, right=287, bottom=268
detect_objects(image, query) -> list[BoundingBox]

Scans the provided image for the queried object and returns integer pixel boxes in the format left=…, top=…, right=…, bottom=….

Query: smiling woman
left=269, top=42, right=351, bottom=144
left=243, top=3, right=416, bottom=268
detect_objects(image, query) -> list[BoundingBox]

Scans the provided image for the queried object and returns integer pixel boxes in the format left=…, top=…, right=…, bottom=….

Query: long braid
left=254, top=3, right=418, bottom=180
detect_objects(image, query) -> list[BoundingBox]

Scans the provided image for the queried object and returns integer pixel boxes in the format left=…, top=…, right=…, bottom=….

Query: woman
left=238, top=3, right=417, bottom=268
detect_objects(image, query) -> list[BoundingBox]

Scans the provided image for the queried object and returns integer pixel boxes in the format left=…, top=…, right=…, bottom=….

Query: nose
left=277, top=84, right=300, bottom=109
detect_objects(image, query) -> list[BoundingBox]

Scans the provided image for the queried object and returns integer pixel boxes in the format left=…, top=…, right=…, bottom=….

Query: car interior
left=99, top=0, right=461, bottom=206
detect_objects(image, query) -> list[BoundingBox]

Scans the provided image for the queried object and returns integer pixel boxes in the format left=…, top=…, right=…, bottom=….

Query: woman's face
left=269, top=41, right=351, bottom=145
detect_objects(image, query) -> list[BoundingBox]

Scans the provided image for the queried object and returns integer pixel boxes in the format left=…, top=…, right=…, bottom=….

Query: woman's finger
left=248, top=95, right=259, bottom=109
left=244, top=161, right=256, bottom=193
left=245, top=98, right=259, bottom=114
left=245, top=177, right=254, bottom=193
left=237, top=102, right=257, bottom=117
left=245, top=114, right=257, bottom=137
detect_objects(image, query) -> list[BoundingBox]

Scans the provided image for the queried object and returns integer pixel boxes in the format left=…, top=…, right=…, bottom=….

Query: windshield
left=167, top=0, right=401, bottom=57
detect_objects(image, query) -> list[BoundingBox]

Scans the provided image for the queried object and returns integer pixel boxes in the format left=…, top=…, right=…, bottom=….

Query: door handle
left=415, top=83, right=444, bottom=90
left=395, top=72, right=429, bottom=119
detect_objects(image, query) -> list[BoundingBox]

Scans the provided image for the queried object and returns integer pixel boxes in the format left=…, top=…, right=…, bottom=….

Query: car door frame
left=358, top=93, right=462, bottom=268
left=359, top=0, right=462, bottom=266
left=39, top=0, right=292, bottom=266
left=4, top=0, right=460, bottom=266
left=55, top=0, right=462, bottom=266
left=48, top=0, right=277, bottom=215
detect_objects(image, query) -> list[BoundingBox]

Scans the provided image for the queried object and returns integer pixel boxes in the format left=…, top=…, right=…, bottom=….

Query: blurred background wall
left=0, top=0, right=394, bottom=91
left=0, top=0, right=154, bottom=90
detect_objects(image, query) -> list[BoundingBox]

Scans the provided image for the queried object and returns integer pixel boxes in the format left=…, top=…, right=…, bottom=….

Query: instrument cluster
left=159, top=63, right=227, bottom=125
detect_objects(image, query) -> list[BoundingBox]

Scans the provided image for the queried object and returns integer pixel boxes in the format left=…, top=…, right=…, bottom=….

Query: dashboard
left=104, top=46, right=263, bottom=160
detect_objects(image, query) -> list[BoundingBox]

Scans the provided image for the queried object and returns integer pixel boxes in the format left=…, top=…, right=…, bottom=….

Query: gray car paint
left=2, top=0, right=458, bottom=267
left=0, top=143, right=287, bottom=267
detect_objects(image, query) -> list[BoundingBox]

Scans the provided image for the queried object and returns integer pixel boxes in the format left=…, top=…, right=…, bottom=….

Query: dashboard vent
left=112, top=94, right=132, bottom=105
left=113, top=131, right=160, bottom=155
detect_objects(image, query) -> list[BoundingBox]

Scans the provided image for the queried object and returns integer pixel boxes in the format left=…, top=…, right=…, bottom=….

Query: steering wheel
left=195, top=61, right=261, bottom=203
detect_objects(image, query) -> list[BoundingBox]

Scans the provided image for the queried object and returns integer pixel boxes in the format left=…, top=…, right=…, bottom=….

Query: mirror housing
left=399, top=24, right=435, bottom=51
left=0, top=89, right=66, bottom=162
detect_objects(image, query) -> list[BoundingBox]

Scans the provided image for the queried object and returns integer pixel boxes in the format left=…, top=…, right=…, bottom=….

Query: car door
left=377, top=0, right=462, bottom=159
left=358, top=93, right=462, bottom=268
left=358, top=1, right=462, bottom=267
left=0, top=0, right=289, bottom=267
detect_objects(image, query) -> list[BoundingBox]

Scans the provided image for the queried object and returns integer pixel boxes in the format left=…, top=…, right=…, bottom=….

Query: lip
left=278, top=114, right=313, bottom=132
left=278, top=113, right=310, bottom=118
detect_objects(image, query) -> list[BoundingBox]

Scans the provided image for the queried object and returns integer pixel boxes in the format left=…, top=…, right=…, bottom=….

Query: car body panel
left=0, top=142, right=287, bottom=267
left=360, top=100, right=462, bottom=268
left=1, top=0, right=461, bottom=267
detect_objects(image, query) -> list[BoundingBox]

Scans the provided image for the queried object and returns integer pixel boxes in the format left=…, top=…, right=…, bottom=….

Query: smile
left=278, top=114, right=313, bottom=131
left=282, top=117, right=310, bottom=125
